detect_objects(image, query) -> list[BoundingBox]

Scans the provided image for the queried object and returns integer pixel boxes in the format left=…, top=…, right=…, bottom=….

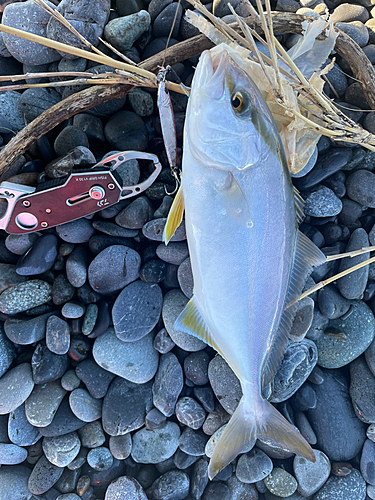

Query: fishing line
left=162, top=0, right=182, bottom=69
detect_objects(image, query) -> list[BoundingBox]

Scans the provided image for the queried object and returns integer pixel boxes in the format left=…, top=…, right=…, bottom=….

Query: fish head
left=187, top=47, right=283, bottom=172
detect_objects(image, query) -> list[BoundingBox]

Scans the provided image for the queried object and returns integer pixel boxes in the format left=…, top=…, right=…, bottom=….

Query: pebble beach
left=0, top=0, right=375, bottom=499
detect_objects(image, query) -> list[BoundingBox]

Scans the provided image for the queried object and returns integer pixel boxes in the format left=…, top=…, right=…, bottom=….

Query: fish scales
left=164, top=44, right=325, bottom=479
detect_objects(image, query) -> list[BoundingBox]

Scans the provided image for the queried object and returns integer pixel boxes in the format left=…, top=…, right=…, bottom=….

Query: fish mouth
left=195, top=49, right=232, bottom=100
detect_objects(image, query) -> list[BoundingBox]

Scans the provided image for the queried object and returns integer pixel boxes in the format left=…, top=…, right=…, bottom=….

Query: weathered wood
left=0, top=12, right=374, bottom=176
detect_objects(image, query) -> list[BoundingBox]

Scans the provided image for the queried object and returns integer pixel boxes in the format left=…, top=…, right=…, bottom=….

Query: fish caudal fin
left=208, top=395, right=315, bottom=480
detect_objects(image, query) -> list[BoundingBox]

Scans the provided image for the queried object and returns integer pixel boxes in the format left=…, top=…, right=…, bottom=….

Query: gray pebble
left=293, top=449, right=330, bottom=496
left=336, top=21, right=369, bottom=46
left=208, top=355, right=242, bottom=414
left=0, top=279, right=51, bottom=315
left=131, top=421, right=180, bottom=464
left=102, top=377, right=152, bottom=436
left=56, top=219, right=95, bottom=244
left=146, top=408, right=166, bottom=430
left=0, top=443, right=28, bottom=465
left=154, top=196, right=173, bottom=219
left=46, top=315, right=70, bottom=354
left=42, top=432, right=81, bottom=467
left=156, top=242, right=189, bottom=266
left=87, top=447, right=113, bottom=471
left=8, top=403, right=41, bottom=446
left=109, top=433, right=132, bottom=460
left=32, top=341, right=69, bottom=384
left=152, top=469, right=189, bottom=500
left=0, top=363, right=34, bottom=415
left=82, top=303, right=98, bottom=336
left=289, top=296, right=314, bottom=342
left=236, top=447, right=273, bottom=483
left=14, top=234, right=57, bottom=275
left=316, top=301, right=375, bottom=369
left=226, top=475, right=258, bottom=500
left=153, top=2, right=182, bottom=37
left=175, top=397, right=206, bottom=430
left=0, top=327, right=14, bottom=378
left=294, top=410, right=317, bottom=445
left=62, top=302, right=86, bottom=319
left=104, top=11, right=151, bottom=51
left=313, top=468, right=366, bottom=500
left=78, top=420, right=105, bottom=448
left=5, top=232, right=40, bottom=256
left=104, top=110, right=148, bottom=151
left=318, top=285, right=350, bottom=319
left=0, top=466, right=31, bottom=500
left=184, top=351, right=209, bottom=386
left=115, top=197, right=154, bottom=230
left=75, top=358, right=115, bottom=399
left=331, top=3, right=369, bottom=23
left=143, top=218, right=186, bottom=242
left=52, top=274, right=75, bottom=306
left=18, top=87, right=61, bottom=121
left=162, top=289, right=206, bottom=351
left=360, top=438, right=375, bottom=485
left=178, top=427, right=207, bottom=457
left=25, top=379, right=67, bottom=429
left=152, top=352, right=183, bottom=417
left=69, top=388, right=102, bottom=422
left=112, top=281, right=163, bottom=342
left=128, top=88, right=154, bottom=117
left=153, top=328, right=175, bottom=354
left=38, top=396, right=85, bottom=438
left=270, top=339, right=318, bottom=403
left=264, top=467, right=297, bottom=497
left=304, top=187, right=342, bottom=217
left=0, top=263, right=26, bottom=293
left=93, top=328, right=159, bottom=383
left=350, top=356, right=375, bottom=423
left=104, top=476, right=147, bottom=500
left=61, top=370, right=81, bottom=391
left=337, top=228, right=369, bottom=299
left=88, top=245, right=141, bottom=295
left=2, top=1, right=60, bottom=64
left=28, top=454, right=64, bottom=495
left=54, top=126, right=89, bottom=156
left=4, top=312, right=52, bottom=345
left=66, top=245, right=87, bottom=288
left=347, top=169, right=375, bottom=207
left=92, top=220, right=138, bottom=238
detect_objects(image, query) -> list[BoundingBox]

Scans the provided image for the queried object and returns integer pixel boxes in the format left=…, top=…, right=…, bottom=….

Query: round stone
left=25, top=380, right=66, bottom=427
left=0, top=279, right=51, bottom=315
left=313, top=468, right=366, bottom=500
left=350, top=356, right=375, bottom=423
left=131, top=422, right=180, bottom=464
left=175, top=397, right=206, bottom=430
left=143, top=218, right=186, bottom=242
left=236, top=448, right=273, bottom=483
left=88, top=245, right=141, bottom=295
left=112, top=281, right=163, bottom=342
left=46, top=315, right=70, bottom=355
left=115, top=196, right=154, bottom=230
left=152, top=470, right=189, bottom=500
left=293, top=449, right=331, bottom=496
left=4, top=312, right=52, bottom=345
left=264, top=467, right=298, bottom=497
left=8, top=403, right=41, bottom=446
left=0, top=443, right=28, bottom=465
left=152, top=352, right=183, bottom=417
left=0, top=466, right=31, bottom=500
left=75, top=358, right=115, bottom=399
left=304, top=187, right=342, bottom=217
left=62, top=302, right=86, bottom=319
left=109, top=433, right=132, bottom=460
left=69, top=388, right=102, bottom=422
left=93, top=328, right=159, bottom=383
left=0, top=363, right=34, bottom=415
left=42, top=432, right=81, bottom=467
left=178, top=427, right=208, bottom=456
left=315, top=301, right=375, bottom=369
left=78, top=420, right=106, bottom=448
left=104, top=110, right=148, bottom=151
left=104, top=476, right=147, bottom=500
left=5, top=232, right=40, bottom=256
left=162, top=289, right=206, bottom=351
left=28, top=454, right=64, bottom=495
left=178, top=257, right=194, bottom=299
left=87, top=447, right=113, bottom=471
left=104, top=10, right=151, bottom=51
left=56, top=219, right=95, bottom=243
left=208, top=355, right=242, bottom=415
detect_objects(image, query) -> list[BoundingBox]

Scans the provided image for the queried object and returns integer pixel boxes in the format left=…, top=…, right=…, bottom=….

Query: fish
left=163, top=43, right=326, bottom=479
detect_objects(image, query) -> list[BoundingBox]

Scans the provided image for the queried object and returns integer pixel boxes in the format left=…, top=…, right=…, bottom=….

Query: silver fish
left=164, top=44, right=325, bottom=479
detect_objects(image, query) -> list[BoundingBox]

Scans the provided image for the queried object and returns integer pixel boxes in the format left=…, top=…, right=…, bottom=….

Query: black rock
left=347, top=169, right=375, bottom=207
left=104, top=111, right=148, bottom=151
left=56, top=219, right=95, bottom=244
left=54, top=126, right=89, bottom=157
left=16, top=234, right=58, bottom=275
left=184, top=351, right=210, bottom=386
left=140, top=259, right=167, bottom=284
left=32, top=341, right=69, bottom=384
left=153, top=3, right=183, bottom=38
left=318, top=285, right=351, bottom=319
left=152, top=352, right=184, bottom=417
left=51, top=273, right=75, bottom=305
left=350, top=356, right=375, bottom=423
left=191, top=459, right=209, bottom=500
left=152, top=469, right=189, bottom=500
left=115, top=196, right=154, bottom=229
left=18, top=88, right=61, bottom=121
left=178, top=427, right=208, bottom=457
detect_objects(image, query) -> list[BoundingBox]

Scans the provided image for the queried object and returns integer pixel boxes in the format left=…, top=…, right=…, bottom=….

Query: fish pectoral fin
left=262, top=230, right=326, bottom=389
left=217, top=172, right=251, bottom=227
left=163, top=186, right=184, bottom=245
left=208, top=395, right=315, bottom=480
left=174, top=295, right=222, bottom=355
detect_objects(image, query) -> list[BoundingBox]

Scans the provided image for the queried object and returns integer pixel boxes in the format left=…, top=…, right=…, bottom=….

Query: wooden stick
left=0, top=12, right=374, bottom=175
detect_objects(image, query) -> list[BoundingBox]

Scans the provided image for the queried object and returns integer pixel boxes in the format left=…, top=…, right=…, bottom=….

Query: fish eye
left=231, top=91, right=250, bottom=115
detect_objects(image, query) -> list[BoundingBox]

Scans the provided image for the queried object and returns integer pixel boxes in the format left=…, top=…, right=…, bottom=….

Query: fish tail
left=208, top=394, right=316, bottom=480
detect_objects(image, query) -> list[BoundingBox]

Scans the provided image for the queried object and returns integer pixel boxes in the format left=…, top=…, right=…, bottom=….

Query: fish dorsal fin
left=261, top=230, right=326, bottom=389
left=293, top=186, right=305, bottom=225
left=163, top=186, right=184, bottom=245
left=175, top=295, right=222, bottom=356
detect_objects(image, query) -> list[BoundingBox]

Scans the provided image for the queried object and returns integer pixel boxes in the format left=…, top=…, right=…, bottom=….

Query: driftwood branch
left=0, top=12, right=374, bottom=175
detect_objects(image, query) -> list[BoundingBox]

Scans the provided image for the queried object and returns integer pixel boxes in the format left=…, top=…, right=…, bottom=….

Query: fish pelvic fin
left=208, top=394, right=315, bottom=480
left=163, top=185, right=184, bottom=245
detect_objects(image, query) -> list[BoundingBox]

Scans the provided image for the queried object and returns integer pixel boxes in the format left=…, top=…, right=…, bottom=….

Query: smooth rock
left=5, top=233, right=40, bottom=256
left=78, top=420, right=105, bottom=448
left=128, top=88, right=154, bottom=117
left=313, top=468, right=366, bottom=500
left=115, top=196, right=153, bottom=230
left=18, top=88, right=61, bottom=122
left=162, top=289, right=206, bottom=351
left=347, top=169, right=375, bottom=207
left=208, top=355, right=242, bottom=415
left=25, top=380, right=67, bottom=427
left=236, top=447, right=273, bottom=483
left=69, top=388, right=102, bottom=422
left=31, top=342, right=69, bottom=384
left=152, top=470, right=189, bottom=500
left=304, top=187, right=342, bottom=217
left=153, top=328, right=175, bottom=354
left=0, top=443, right=28, bottom=465
left=2, top=1, right=60, bottom=64
left=88, top=245, right=141, bottom=295
left=8, top=403, right=41, bottom=446
left=66, top=245, right=87, bottom=288
left=178, top=257, right=194, bottom=299
left=109, top=433, right=132, bottom=460
left=318, top=285, right=350, bottom=319
left=0, top=263, right=26, bottom=293
left=307, top=368, right=366, bottom=461
left=0, top=279, right=51, bottom=315
left=350, top=356, right=375, bottom=423
left=4, top=312, right=52, bottom=345
left=331, top=3, right=369, bottom=23
left=140, top=259, right=167, bottom=284
left=0, top=466, right=31, bottom=500
left=175, top=397, right=206, bottom=430
left=46, top=315, right=70, bottom=355
left=226, top=475, right=259, bottom=500
left=61, top=302, right=85, bottom=319
left=316, top=301, right=375, bottom=368
left=104, top=11, right=151, bottom=51
left=152, top=352, right=183, bottom=417
left=61, top=370, right=81, bottom=391
left=131, top=421, right=180, bottom=464
left=54, top=126, right=89, bottom=156
left=293, top=449, right=331, bottom=496
left=38, top=396, right=86, bottom=437
left=336, top=21, right=369, bottom=46
left=270, top=339, right=318, bottom=403
left=102, top=377, right=152, bottom=436
left=93, top=328, right=159, bottom=383
left=0, top=363, right=34, bottom=415
left=112, top=281, right=162, bottom=342
left=82, top=303, right=98, bottom=336
left=264, top=467, right=297, bottom=497
left=153, top=3, right=182, bottom=37
left=42, top=432, right=81, bottom=467
left=75, top=358, right=115, bottom=399
left=87, top=447, right=113, bottom=471
left=361, top=438, right=375, bottom=485
left=146, top=408, right=166, bottom=431
left=104, top=111, right=148, bottom=151
left=56, top=219, right=94, bottom=244
left=104, top=476, right=147, bottom=500
left=51, top=274, right=75, bottom=306
left=28, top=454, right=64, bottom=495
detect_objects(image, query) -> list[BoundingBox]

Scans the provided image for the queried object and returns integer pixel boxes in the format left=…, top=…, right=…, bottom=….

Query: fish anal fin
left=174, top=296, right=221, bottom=355
left=163, top=186, right=184, bottom=245
left=208, top=395, right=315, bottom=480
left=262, top=231, right=326, bottom=388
